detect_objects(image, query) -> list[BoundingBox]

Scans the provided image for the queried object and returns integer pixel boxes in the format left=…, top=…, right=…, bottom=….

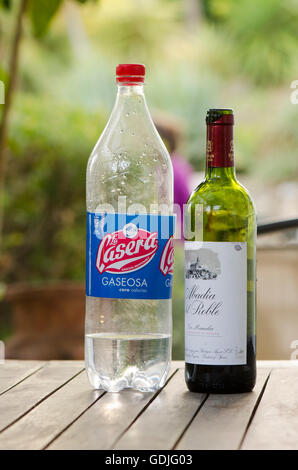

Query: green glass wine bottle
left=184, top=109, right=256, bottom=393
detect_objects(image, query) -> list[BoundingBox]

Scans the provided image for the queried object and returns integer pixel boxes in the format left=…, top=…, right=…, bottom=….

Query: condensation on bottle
left=85, top=64, right=174, bottom=392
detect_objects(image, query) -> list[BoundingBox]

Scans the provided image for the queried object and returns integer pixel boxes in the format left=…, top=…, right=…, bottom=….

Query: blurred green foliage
left=0, top=0, right=11, bottom=10
left=2, top=94, right=107, bottom=282
left=226, top=0, right=298, bottom=86
left=29, top=0, right=63, bottom=37
left=29, top=0, right=98, bottom=37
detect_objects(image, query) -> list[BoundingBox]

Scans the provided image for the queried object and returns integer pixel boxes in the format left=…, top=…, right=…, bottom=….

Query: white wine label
left=185, top=241, right=247, bottom=365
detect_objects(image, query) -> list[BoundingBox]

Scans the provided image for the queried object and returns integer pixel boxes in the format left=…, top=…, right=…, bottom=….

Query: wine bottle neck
left=205, top=121, right=235, bottom=180
left=205, top=166, right=236, bottom=180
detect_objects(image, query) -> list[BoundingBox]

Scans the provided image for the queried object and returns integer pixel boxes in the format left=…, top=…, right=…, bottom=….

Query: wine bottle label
left=86, top=212, right=175, bottom=300
left=185, top=241, right=247, bottom=365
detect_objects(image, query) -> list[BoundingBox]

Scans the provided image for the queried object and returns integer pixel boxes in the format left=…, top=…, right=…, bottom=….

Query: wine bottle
left=184, top=109, right=256, bottom=393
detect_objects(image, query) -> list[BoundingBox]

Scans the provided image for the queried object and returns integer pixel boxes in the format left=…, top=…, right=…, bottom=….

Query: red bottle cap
left=116, top=64, right=146, bottom=84
left=206, top=109, right=234, bottom=125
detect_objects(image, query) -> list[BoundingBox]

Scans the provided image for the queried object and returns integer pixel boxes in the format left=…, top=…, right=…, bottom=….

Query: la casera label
left=86, top=212, right=175, bottom=299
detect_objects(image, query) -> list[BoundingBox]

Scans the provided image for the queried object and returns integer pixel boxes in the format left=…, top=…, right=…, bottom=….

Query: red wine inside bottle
left=184, top=109, right=256, bottom=393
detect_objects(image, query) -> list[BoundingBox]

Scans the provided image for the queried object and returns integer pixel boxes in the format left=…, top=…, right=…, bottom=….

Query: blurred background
left=0, top=0, right=297, bottom=361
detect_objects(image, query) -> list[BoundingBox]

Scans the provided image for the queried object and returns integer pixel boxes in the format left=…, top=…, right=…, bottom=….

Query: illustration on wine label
left=185, top=246, right=220, bottom=280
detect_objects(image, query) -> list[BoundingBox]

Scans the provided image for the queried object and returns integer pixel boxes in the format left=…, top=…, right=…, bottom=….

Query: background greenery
left=0, top=0, right=298, bottom=358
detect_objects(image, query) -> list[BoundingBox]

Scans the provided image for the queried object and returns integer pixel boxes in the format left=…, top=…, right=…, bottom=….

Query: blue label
left=86, top=212, right=175, bottom=300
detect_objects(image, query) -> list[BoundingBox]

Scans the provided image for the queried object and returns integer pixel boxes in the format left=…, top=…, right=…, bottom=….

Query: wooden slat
left=48, top=389, right=156, bottom=450
left=242, top=368, right=298, bottom=450
left=1, top=361, right=297, bottom=450
left=0, top=362, right=84, bottom=433
left=176, top=368, right=270, bottom=450
left=48, top=365, right=179, bottom=450
left=171, top=360, right=184, bottom=369
left=0, top=361, right=45, bottom=395
left=168, top=363, right=183, bottom=375
left=257, top=360, right=298, bottom=368
left=46, top=360, right=84, bottom=367
left=0, top=371, right=103, bottom=450
left=114, top=369, right=206, bottom=450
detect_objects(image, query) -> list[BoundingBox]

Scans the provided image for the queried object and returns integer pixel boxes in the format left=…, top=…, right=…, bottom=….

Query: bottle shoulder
left=86, top=115, right=173, bottom=209
left=187, top=177, right=256, bottom=216
left=87, top=116, right=172, bottom=171
left=87, top=91, right=172, bottom=168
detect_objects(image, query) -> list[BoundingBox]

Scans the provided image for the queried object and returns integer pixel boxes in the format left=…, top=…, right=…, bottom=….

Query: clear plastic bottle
left=85, top=64, right=174, bottom=392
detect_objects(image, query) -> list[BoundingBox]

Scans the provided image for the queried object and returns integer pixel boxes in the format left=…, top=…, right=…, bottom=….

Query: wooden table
left=0, top=360, right=297, bottom=450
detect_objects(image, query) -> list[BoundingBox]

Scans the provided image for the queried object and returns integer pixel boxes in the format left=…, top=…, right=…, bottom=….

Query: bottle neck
left=111, top=83, right=152, bottom=124
left=205, top=122, right=236, bottom=180
left=116, top=83, right=146, bottom=104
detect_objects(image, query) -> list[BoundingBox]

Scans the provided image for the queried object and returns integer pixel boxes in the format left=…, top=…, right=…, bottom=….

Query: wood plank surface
left=0, top=370, right=103, bottom=450
left=48, top=364, right=180, bottom=450
left=0, top=362, right=84, bottom=433
left=242, top=367, right=298, bottom=450
left=114, top=369, right=206, bottom=450
left=176, top=368, right=270, bottom=450
left=0, top=361, right=297, bottom=450
left=0, top=361, right=45, bottom=395
left=257, top=360, right=298, bottom=368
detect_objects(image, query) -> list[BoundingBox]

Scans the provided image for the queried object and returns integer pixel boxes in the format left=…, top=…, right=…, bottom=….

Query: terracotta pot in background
left=4, top=282, right=85, bottom=360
